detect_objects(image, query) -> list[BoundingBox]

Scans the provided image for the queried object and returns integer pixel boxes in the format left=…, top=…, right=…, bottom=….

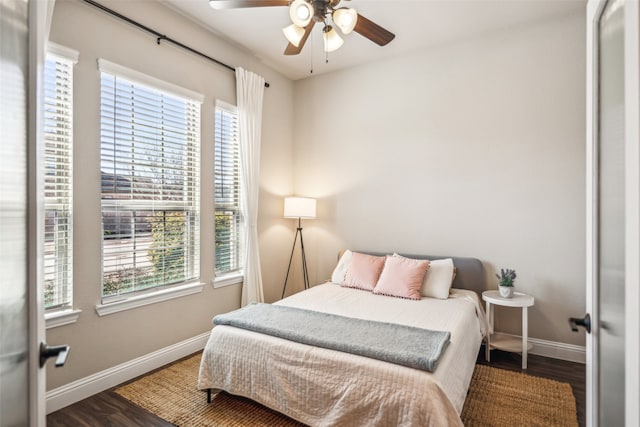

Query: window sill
left=95, top=282, right=205, bottom=317
left=212, top=272, right=243, bottom=289
left=45, top=309, right=82, bottom=329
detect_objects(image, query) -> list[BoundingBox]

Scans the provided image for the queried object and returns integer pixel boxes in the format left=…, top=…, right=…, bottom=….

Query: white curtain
left=236, top=67, right=265, bottom=306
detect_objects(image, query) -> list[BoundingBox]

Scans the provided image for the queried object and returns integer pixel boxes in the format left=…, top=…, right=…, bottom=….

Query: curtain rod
left=81, top=0, right=270, bottom=88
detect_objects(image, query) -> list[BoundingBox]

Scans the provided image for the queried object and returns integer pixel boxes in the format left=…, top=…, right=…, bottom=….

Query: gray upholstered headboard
left=356, top=251, right=486, bottom=296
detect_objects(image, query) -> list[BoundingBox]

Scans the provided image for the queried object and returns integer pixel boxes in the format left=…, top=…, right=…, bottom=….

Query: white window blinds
left=43, top=44, right=78, bottom=310
left=99, top=60, right=202, bottom=300
left=215, top=102, right=243, bottom=275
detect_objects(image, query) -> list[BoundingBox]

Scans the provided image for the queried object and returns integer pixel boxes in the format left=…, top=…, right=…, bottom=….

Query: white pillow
left=393, top=254, right=455, bottom=299
left=420, top=258, right=455, bottom=299
left=331, top=249, right=353, bottom=284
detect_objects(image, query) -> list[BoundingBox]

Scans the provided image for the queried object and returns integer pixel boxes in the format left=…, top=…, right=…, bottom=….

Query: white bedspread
left=198, top=284, right=485, bottom=427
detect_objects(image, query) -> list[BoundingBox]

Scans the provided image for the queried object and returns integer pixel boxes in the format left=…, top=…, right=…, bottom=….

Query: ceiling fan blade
left=353, top=13, right=395, bottom=46
left=284, top=21, right=315, bottom=55
left=208, top=0, right=289, bottom=10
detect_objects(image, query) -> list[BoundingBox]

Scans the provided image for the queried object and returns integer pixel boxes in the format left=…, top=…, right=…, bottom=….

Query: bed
left=198, top=253, right=487, bottom=426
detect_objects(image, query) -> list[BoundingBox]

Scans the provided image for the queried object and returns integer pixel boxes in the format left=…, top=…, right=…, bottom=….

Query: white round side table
left=482, top=290, right=535, bottom=369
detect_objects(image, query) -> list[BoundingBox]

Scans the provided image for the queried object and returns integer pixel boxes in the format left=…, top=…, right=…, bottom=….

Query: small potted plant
left=496, top=268, right=516, bottom=298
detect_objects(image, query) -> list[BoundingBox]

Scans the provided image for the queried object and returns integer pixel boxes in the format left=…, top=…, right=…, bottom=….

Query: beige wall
left=46, top=0, right=295, bottom=390
left=293, top=11, right=587, bottom=346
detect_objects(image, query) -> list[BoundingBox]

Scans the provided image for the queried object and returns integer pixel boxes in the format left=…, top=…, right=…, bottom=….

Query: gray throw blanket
left=213, top=303, right=450, bottom=372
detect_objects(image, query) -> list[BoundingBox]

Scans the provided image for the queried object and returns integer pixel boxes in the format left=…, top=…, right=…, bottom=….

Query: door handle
left=569, top=314, right=591, bottom=333
left=39, top=342, right=70, bottom=368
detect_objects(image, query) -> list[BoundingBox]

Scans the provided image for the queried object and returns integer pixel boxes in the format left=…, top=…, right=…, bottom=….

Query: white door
left=0, top=1, right=61, bottom=426
left=0, top=1, right=33, bottom=424
left=585, top=1, right=640, bottom=426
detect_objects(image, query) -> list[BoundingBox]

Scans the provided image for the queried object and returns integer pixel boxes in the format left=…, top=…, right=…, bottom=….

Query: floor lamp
left=282, top=197, right=316, bottom=299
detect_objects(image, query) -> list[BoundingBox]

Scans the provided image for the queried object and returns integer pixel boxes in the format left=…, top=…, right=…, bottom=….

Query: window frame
left=43, top=42, right=79, bottom=325
left=214, top=100, right=244, bottom=285
left=97, top=59, right=205, bottom=308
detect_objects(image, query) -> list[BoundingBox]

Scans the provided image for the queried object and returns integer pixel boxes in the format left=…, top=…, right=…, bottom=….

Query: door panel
left=0, top=0, right=30, bottom=425
left=596, top=0, right=626, bottom=425
left=1, top=1, right=50, bottom=425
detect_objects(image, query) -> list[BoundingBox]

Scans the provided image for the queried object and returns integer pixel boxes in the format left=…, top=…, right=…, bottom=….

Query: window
left=214, top=102, right=243, bottom=275
left=99, top=59, right=203, bottom=301
left=43, top=44, right=78, bottom=311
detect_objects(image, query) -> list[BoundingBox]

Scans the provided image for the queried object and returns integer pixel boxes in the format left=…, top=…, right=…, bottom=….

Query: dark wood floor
left=47, top=348, right=585, bottom=426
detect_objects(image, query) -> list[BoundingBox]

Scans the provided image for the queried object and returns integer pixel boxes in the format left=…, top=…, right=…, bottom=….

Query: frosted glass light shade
left=323, top=26, right=343, bottom=52
left=283, top=24, right=305, bottom=47
left=284, top=197, right=316, bottom=219
left=332, top=8, right=358, bottom=34
left=289, top=0, right=313, bottom=27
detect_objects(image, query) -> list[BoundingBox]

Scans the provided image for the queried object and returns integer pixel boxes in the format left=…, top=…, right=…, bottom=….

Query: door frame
left=585, top=3, right=602, bottom=425
left=586, top=1, right=640, bottom=426
left=622, top=2, right=639, bottom=425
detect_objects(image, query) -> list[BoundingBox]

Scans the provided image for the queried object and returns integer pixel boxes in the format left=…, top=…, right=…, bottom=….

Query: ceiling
left=162, top=0, right=585, bottom=81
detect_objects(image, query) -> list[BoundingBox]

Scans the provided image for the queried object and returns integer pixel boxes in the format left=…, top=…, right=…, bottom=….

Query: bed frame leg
left=207, top=388, right=212, bottom=403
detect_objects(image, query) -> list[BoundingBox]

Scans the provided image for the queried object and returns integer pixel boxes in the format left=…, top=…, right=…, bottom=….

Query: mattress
left=198, top=283, right=485, bottom=426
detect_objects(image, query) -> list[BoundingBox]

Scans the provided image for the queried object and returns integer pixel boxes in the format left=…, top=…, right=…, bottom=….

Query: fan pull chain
left=309, top=29, right=314, bottom=74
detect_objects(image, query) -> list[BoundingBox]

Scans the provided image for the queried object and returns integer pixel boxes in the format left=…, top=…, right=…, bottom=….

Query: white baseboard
left=46, top=331, right=210, bottom=414
left=492, top=332, right=586, bottom=364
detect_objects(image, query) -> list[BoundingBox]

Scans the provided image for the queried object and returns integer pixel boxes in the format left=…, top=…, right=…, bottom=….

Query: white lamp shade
left=282, top=24, right=305, bottom=47
left=284, top=197, right=317, bottom=219
left=289, top=0, right=313, bottom=27
left=332, top=8, right=358, bottom=34
left=323, top=26, right=344, bottom=53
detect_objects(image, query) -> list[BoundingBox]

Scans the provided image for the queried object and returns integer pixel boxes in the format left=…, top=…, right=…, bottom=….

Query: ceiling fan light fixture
left=332, top=7, right=357, bottom=34
left=282, top=24, right=305, bottom=47
left=289, top=0, right=313, bottom=27
left=322, top=25, right=343, bottom=53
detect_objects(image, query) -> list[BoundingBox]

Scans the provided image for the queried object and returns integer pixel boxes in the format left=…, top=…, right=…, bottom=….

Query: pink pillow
left=342, top=252, right=386, bottom=291
left=373, top=255, right=430, bottom=300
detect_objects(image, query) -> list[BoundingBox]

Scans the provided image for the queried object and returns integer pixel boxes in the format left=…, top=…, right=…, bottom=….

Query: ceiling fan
left=208, top=0, right=395, bottom=56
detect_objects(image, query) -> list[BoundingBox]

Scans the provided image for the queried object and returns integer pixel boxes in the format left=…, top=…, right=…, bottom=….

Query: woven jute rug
left=115, top=354, right=578, bottom=427
left=461, top=364, right=578, bottom=427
